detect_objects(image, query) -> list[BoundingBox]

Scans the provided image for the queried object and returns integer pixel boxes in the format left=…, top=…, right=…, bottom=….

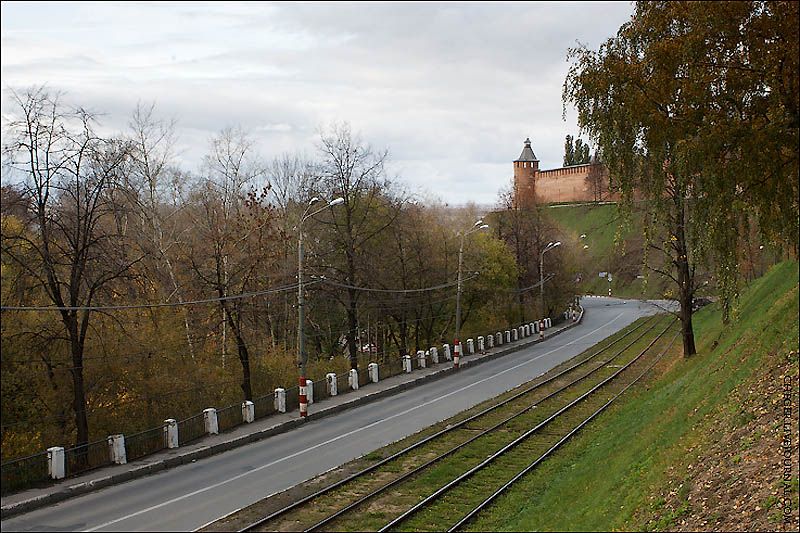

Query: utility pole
left=297, top=197, right=344, bottom=418
left=539, top=241, right=561, bottom=318
left=454, top=219, right=489, bottom=368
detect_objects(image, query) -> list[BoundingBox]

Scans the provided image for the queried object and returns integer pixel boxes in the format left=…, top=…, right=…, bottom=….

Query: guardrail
left=1, top=307, right=580, bottom=496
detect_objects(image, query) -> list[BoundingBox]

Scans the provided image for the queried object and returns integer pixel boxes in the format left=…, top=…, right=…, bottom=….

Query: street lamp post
left=297, top=196, right=344, bottom=418
left=454, top=219, right=489, bottom=369
left=539, top=241, right=561, bottom=319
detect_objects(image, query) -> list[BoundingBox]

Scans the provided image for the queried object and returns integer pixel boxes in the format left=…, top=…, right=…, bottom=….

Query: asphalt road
left=2, top=297, right=665, bottom=532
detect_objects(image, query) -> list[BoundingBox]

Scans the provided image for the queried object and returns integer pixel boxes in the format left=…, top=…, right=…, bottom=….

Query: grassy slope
left=546, top=203, right=668, bottom=299
left=468, top=260, right=799, bottom=532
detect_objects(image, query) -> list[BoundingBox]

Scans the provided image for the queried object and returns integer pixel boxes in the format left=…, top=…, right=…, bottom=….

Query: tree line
left=0, top=88, right=576, bottom=459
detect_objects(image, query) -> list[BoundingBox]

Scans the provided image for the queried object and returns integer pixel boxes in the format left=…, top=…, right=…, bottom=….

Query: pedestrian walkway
left=1, top=311, right=582, bottom=519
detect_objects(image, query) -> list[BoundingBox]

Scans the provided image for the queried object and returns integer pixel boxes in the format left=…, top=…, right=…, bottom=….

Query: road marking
left=85, top=312, right=625, bottom=532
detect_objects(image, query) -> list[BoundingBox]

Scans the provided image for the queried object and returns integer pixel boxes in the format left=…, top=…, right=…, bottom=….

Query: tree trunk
left=346, top=287, right=359, bottom=370
left=675, top=199, right=697, bottom=357
left=66, top=313, right=89, bottom=467
left=222, top=304, right=253, bottom=400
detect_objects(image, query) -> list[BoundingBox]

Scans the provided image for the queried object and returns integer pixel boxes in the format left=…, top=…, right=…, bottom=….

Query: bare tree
left=125, top=102, right=196, bottom=356
left=585, top=154, right=607, bottom=202
left=187, top=127, right=276, bottom=400
left=311, top=122, right=401, bottom=370
left=1, top=87, right=141, bottom=454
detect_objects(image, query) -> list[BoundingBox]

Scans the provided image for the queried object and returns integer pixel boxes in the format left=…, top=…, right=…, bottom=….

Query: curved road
left=3, top=297, right=666, bottom=532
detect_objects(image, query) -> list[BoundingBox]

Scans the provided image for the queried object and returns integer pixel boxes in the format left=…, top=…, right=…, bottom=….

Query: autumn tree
left=564, top=1, right=799, bottom=355
left=187, top=127, right=277, bottom=400
left=1, top=87, right=141, bottom=452
left=309, top=123, right=402, bottom=370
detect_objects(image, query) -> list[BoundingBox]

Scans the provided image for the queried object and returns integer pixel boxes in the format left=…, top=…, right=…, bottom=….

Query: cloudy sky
left=1, top=1, right=633, bottom=205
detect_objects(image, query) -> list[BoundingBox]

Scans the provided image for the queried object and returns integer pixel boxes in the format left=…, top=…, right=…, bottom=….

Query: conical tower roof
left=515, top=138, right=539, bottom=162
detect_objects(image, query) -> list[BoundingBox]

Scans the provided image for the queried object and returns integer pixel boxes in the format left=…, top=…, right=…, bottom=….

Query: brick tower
left=513, top=137, right=539, bottom=208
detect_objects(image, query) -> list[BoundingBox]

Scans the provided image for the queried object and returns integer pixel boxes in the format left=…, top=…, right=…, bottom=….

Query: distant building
left=512, top=138, right=614, bottom=207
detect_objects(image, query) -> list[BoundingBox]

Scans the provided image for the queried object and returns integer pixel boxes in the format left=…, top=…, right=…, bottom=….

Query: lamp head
left=309, top=196, right=320, bottom=204
left=474, top=219, right=483, bottom=227
left=329, top=197, right=345, bottom=206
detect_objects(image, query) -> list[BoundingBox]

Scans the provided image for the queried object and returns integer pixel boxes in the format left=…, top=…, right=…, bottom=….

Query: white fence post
left=442, top=344, right=452, bottom=361
left=430, top=347, right=439, bottom=364
left=306, top=380, right=314, bottom=404
left=477, top=336, right=485, bottom=353
left=203, top=408, right=219, bottom=435
left=466, top=339, right=474, bottom=355
left=273, top=388, right=286, bottom=413
left=403, top=354, right=412, bottom=373
left=505, top=330, right=511, bottom=344
left=164, top=419, right=178, bottom=449
left=327, top=373, right=338, bottom=396
left=242, top=400, right=255, bottom=423
left=512, top=328, right=518, bottom=342
left=47, top=446, right=65, bottom=480
left=416, top=350, right=426, bottom=368
left=349, top=368, right=359, bottom=390
left=368, top=362, right=379, bottom=383
left=487, top=334, right=494, bottom=349
left=108, top=434, right=127, bottom=465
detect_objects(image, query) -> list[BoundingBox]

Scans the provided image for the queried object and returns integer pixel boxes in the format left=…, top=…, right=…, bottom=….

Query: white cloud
left=1, top=1, right=634, bottom=204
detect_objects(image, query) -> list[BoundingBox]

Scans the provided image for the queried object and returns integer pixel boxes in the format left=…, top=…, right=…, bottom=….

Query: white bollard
left=369, top=362, right=379, bottom=383
left=547, top=318, right=552, bottom=328
left=523, top=325, right=529, bottom=337
left=403, top=354, right=412, bottom=373
left=430, top=347, right=439, bottom=364
left=417, top=350, right=427, bottom=369
left=204, top=407, right=219, bottom=434
left=349, top=368, right=359, bottom=390
left=533, top=321, right=539, bottom=334
left=477, top=336, right=485, bottom=353
left=487, top=334, right=494, bottom=349
left=274, top=388, right=286, bottom=413
left=442, top=344, right=452, bottom=361
left=164, top=419, right=178, bottom=448
left=505, top=330, right=511, bottom=344
left=307, top=380, right=314, bottom=404
left=108, top=434, right=127, bottom=465
left=496, top=332, right=503, bottom=346
left=327, top=373, right=338, bottom=396
left=466, top=339, right=474, bottom=355
left=453, top=342, right=461, bottom=368
left=47, top=446, right=65, bottom=480
left=242, top=400, right=255, bottom=423
left=512, top=328, right=519, bottom=342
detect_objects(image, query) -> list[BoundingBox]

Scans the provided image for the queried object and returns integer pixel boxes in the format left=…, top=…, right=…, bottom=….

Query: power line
left=0, top=281, right=318, bottom=312
left=319, top=273, right=479, bottom=293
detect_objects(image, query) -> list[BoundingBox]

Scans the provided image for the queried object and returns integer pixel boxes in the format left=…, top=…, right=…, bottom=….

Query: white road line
left=85, top=312, right=624, bottom=532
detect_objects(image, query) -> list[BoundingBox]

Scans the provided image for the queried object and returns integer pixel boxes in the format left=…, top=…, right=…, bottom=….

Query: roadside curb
left=1, top=308, right=583, bottom=519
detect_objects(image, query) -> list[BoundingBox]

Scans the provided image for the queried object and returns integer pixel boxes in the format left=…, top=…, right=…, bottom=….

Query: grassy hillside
left=467, top=260, right=799, bottom=531
left=546, top=202, right=669, bottom=299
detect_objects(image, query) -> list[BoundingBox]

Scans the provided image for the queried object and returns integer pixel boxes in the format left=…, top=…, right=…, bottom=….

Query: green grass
left=467, top=260, right=799, bottom=531
left=546, top=202, right=669, bottom=298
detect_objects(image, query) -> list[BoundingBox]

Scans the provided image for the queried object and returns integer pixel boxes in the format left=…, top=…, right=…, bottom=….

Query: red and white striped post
left=299, top=376, right=308, bottom=417
left=453, top=339, right=461, bottom=369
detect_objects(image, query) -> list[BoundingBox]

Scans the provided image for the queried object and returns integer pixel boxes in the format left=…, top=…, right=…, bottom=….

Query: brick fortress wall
left=512, top=139, right=617, bottom=206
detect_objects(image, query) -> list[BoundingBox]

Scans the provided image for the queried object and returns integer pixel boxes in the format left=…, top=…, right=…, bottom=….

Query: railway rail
left=233, top=314, right=675, bottom=532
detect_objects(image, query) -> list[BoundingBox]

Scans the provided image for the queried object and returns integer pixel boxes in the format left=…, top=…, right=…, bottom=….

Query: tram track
left=235, top=313, right=674, bottom=532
